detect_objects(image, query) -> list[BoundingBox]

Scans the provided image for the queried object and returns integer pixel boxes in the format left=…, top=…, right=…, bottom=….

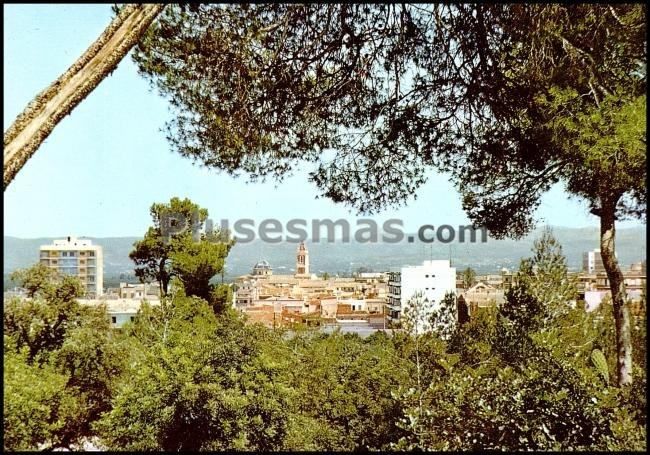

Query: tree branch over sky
left=3, top=3, right=164, bottom=190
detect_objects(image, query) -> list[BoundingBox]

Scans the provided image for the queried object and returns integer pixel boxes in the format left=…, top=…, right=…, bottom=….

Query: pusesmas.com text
left=160, top=214, right=488, bottom=244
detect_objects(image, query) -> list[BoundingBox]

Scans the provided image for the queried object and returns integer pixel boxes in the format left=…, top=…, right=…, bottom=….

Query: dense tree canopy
left=4, top=4, right=647, bottom=450
left=4, top=266, right=126, bottom=450
left=135, top=4, right=645, bottom=224
left=129, top=197, right=233, bottom=312
left=133, top=4, right=511, bottom=212
left=134, top=3, right=645, bottom=385
left=4, top=233, right=647, bottom=450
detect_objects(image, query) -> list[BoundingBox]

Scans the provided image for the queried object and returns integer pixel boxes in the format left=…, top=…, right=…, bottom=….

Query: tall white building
left=39, top=236, right=104, bottom=298
left=583, top=249, right=617, bottom=274
left=387, top=260, right=456, bottom=326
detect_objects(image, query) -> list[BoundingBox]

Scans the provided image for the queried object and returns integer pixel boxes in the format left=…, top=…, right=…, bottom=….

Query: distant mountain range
left=4, top=226, right=646, bottom=282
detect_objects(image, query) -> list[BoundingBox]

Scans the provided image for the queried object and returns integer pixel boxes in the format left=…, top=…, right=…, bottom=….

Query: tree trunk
left=159, top=259, right=170, bottom=297
left=3, top=4, right=164, bottom=190
left=600, top=201, right=633, bottom=386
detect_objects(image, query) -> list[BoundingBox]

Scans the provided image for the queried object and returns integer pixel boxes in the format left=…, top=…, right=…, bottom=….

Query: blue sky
left=3, top=4, right=640, bottom=238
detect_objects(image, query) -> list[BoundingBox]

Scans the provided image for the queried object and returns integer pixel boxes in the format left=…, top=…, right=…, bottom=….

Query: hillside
left=4, top=226, right=646, bottom=283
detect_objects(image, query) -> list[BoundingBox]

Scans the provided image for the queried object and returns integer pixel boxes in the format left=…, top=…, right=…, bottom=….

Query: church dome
left=252, top=260, right=272, bottom=275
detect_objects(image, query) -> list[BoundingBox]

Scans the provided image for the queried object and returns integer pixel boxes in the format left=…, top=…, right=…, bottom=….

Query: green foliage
left=4, top=258, right=646, bottom=451
left=400, top=290, right=430, bottom=336
left=395, top=288, right=645, bottom=451
left=130, top=197, right=207, bottom=295
left=394, top=237, right=646, bottom=450
left=517, top=227, right=577, bottom=327
left=10, top=263, right=84, bottom=301
left=3, top=264, right=128, bottom=450
left=283, top=331, right=410, bottom=450
left=4, top=265, right=85, bottom=362
left=94, top=296, right=291, bottom=451
left=135, top=5, right=643, bottom=388
left=134, top=5, right=644, bottom=224
left=169, top=235, right=230, bottom=302
left=428, top=291, right=458, bottom=340
left=455, top=5, right=646, bottom=235
left=129, top=197, right=233, bottom=309
left=134, top=4, right=643, bottom=387
left=591, top=349, right=610, bottom=386
left=462, top=267, right=476, bottom=289
left=500, top=284, right=545, bottom=334
left=537, top=89, right=646, bottom=219
left=3, top=345, right=70, bottom=451
left=210, top=283, right=232, bottom=314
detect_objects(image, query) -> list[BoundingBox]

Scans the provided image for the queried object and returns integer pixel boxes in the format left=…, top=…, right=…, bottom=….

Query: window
left=80, top=251, right=86, bottom=256
left=52, top=260, right=57, bottom=264
left=111, top=316, right=117, bottom=324
left=62, top=251, right=67, bottom=257
left=130, top=316, right=135, bottom=322
left=89, top=251, right=95, bottom=257
left=69, top=252, right=75, bottom=257
left=425, top=274, right=429, bottom=278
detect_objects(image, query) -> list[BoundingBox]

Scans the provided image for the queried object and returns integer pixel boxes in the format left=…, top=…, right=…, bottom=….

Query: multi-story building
left=39, top=236, right=103, bottom=298
left=386, top=260, right=456, bottom=325
left=574, top=259, right=646, bottom=312
left=582, top=249, right=618, bottom=274
left=630, top=260, right=646, bottom=275
left=500, top=268, right=520, bottom=291
left=387, top=271, right=402, bottom=321
left=234, top=279, right=260, bottom=309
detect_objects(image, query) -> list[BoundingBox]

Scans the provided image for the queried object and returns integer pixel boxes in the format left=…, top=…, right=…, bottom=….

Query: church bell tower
left=295, top=241, right=310, bottom=277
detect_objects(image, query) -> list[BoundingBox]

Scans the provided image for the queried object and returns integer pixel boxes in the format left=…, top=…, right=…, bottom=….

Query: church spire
left=295, top=241, right=310, bottom=277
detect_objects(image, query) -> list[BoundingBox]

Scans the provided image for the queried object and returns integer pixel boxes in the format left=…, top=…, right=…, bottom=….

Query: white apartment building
left=387, top=260, right=457, bottom=325
left=582, top=249, right=618, bottom=274
left=39, top=236, right=103, bottom=298
left=583, top=249, right=604, bottom=274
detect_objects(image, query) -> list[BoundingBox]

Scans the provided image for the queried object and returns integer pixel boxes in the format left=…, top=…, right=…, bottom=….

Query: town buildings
left=577, top=259, right=646, bottom=312
left=10, top=236, right=644, bottom=331
left=386, top=260, right=457, bottom=325
left=461, top=282, right=505, bottom=315
left=232, top=242, right=390, bottom=330
left=39, top=236, right=103, bottom=298
left=102, top=282, right=161, bottom=300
